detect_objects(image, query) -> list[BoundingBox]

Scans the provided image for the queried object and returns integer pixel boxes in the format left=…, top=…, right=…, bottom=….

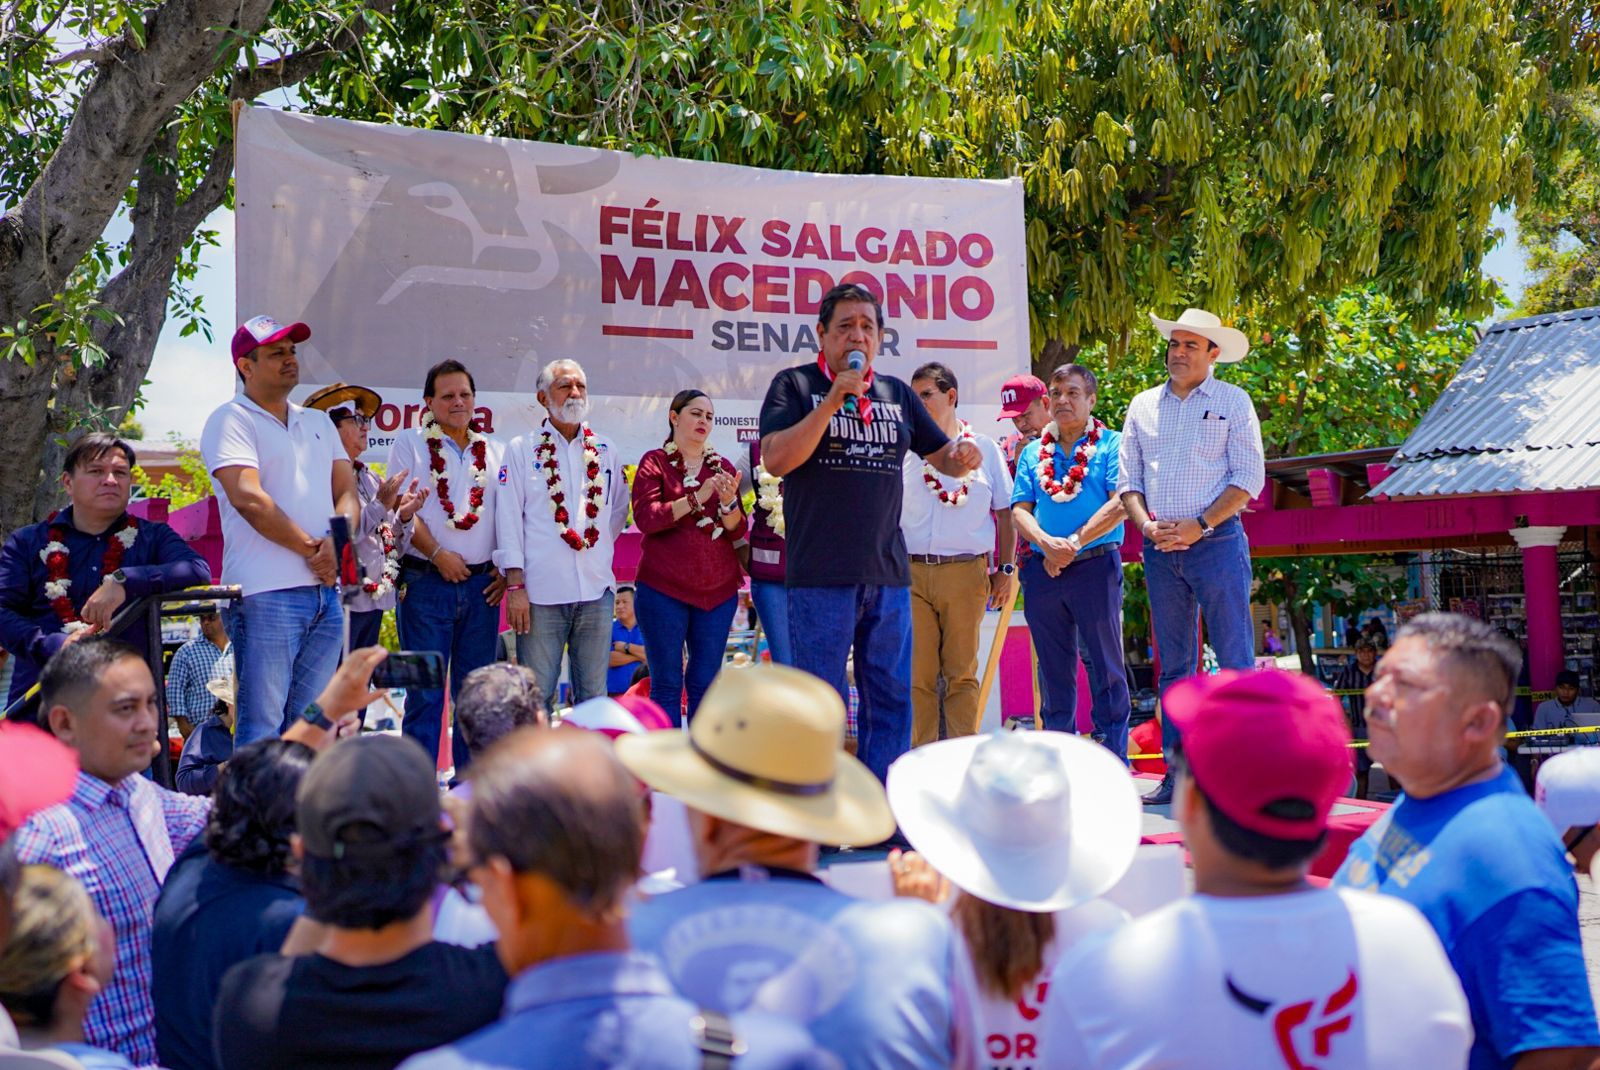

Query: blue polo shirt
left=1011, top=427, right=1122, bottom=552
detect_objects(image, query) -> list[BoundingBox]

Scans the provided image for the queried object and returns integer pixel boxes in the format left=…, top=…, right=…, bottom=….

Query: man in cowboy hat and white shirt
left=1119, top=308, right=1265, bottom=805
left=620, top=665, right=981, bottom=1070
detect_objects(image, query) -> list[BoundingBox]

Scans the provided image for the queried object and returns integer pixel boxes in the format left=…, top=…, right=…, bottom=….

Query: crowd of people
left=0, top=283, right=1598, bottom=1068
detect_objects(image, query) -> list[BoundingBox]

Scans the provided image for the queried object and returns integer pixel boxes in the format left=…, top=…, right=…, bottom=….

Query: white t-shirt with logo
left=1046, top=888, right=1472, bottom=1069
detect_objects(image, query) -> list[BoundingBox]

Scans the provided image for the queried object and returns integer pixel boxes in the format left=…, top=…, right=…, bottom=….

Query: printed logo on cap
left=1002, top=388, right=1018, bottom=405
left=243, top=314, right=287, bottom=343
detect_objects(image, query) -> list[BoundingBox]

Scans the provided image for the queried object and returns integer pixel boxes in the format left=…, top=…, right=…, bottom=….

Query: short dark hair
left=454, top=664, right=546, bottom=752
left=817, top=283, right=883, bottom=332
left=39, top=638, right=144, bottom=721
left=911, top=362, right=958, bottom=394
left=1049, top=363, right=1099, bottom=396
left=664, top=389, right=711, bottom=447
left=298, top=834, right=445, bottom=930
left=62, top=432, right=136, bottom=476
left=1397, top=612, right=1521, bottom=715
left=1557, top=670, right=1582, bottom=688
left=206, top=740, right=315, bottom=877
left=1190, top=773, right=1325, bottom=869
left=423, top=360, right=476, bottom=398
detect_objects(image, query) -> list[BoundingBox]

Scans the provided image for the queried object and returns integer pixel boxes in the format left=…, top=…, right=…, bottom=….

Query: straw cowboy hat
left=205, top=671, right=236, bottom=708
left=615, top=664, right=896, bottom=847
left=1149, top=308, right=1251, bottom=364
left=304, top=382, right=383, bottom=419
left=887, top=730, right=1140, bottom=913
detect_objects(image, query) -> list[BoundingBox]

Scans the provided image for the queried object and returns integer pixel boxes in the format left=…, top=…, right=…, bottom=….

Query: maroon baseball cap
left=231, top=314, right=310, bottom=362
left=1163, top=670, right=1352, bottom=841
left=997, top=374, right=1047, bottom=418
left=0, top=722, right=78, bottom=839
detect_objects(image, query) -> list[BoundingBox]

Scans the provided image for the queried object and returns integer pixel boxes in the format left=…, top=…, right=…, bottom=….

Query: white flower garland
left=363, top=520, right=401, bottom=599
left=755, top=464, right=785, bottom=537
left=420, top=412, right=489, bottom=531
left=536, top=425, right=606, bottom=551
left=1037, top=418, right=1105, bottom=503
left=921, top=420, right=977, bottom=507
left=666, top=441, right=727, bottom=540
left=40, top=525, right=137, bottom=634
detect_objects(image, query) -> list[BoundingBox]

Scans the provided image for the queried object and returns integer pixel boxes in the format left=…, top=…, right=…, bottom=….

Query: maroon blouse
left=631, top=448, right=748, bottom=610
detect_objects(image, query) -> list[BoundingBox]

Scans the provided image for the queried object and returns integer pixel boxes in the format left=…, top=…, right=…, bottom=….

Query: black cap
left=296, top=735, right=443, bottom=860
left=1557, top=670, right=1583, bottom=688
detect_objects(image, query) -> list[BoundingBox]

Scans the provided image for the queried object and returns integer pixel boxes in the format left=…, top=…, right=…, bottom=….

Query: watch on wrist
left=107, top=569, right=128, bottom=585
left=997, top=563, right=1017, bottom=576
left=1197, top=516, right=1216, bottom=538
left=300, top=701, right=334, bottom=731
left=1066, top=533, right=1082, bottom=551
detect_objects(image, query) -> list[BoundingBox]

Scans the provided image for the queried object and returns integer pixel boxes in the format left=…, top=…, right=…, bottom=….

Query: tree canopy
left=1517, top=85, right=1600, bottom=315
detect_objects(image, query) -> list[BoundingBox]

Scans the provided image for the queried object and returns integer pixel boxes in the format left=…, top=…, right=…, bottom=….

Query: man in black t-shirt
left=759, top=283, right=981, bottom=788
left=214, top=735, right=507, bottom=1070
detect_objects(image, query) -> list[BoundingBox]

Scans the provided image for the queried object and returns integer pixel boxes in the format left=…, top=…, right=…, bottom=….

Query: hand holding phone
left=371, top=650, right=446, bottom=691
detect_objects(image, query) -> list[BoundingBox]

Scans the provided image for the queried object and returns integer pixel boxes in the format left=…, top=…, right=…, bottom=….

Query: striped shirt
left=165, top=637, right=230, bottom=726
left=1117, top=373, right=1266, bottom=521
left=13, top=772, right=211, bottom=1067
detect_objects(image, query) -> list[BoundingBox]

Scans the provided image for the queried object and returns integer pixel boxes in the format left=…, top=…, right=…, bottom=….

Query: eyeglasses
left=335, top=414, right=372, bottom=429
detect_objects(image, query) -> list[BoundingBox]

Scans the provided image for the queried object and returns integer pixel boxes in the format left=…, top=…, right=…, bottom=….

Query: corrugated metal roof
left=1371, top=305, right=1600, bottom=498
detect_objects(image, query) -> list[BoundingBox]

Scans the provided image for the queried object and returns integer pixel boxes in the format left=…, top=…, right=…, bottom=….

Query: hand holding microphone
left=833, top=349, right=868, bottom=415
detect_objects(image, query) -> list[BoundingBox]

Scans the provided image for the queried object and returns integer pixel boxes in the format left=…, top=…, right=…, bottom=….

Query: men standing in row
left=203, top=315, right=358, bottom=745
left=899, top=362, right=1015, bottom=746
left=1120, top=308, right=1265, bottom=804
left=496, top=359, right=629, bottom=712
left=759, top=283, right=981, bottom=788
left=1011, top=365, right=1132, bottom=760
left=0, top=433, right=209, bottom=712
left=389, top=361, right=505, bottom=773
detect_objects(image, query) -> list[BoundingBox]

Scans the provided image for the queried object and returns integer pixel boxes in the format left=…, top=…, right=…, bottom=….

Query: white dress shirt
left=388, top=427, right=504, bottom=566
left=899, top=432, right=1012, bottom=557
left=493, top=421, right=629, bottom=605
left=1118, top=372, right=1266, bottom=521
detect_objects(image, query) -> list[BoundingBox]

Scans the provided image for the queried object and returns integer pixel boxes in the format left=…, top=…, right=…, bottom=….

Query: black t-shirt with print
left=758, top=362, right=948, bottom=587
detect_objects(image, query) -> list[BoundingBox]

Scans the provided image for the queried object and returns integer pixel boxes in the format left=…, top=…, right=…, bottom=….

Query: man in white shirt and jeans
left=495, top=360, right=628, bottom=711
left=1048, top=669, right=1472, bottom=1068
left=201, top=315, right=358, bottom=744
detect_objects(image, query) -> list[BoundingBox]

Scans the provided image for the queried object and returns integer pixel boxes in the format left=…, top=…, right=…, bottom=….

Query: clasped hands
left=1145, top=518, right=1203, bottom=553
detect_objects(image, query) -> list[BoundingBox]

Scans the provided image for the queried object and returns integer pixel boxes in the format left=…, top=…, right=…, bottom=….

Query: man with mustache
left=495, top=360, right=629, bottom=712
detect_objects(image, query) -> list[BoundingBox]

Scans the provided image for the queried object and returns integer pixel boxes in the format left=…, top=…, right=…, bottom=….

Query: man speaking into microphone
left=760, top=282, right=982, bottom=793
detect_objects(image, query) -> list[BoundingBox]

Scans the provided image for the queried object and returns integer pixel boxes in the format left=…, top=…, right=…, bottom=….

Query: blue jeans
left=226, top=585, right=343, bottom=747
left=517, top=592, right=614, bottom=711
left=750, top=579, right=793, bottom=666
left=1020, top=553, right=1131, bottom=763
left=635, top=584, right=738, bottom=725
left=790, top=584, right=912, bottom=785
left=1143, top=516, right=1256, bottom=755
left=396, top=567, right=499, bottom=772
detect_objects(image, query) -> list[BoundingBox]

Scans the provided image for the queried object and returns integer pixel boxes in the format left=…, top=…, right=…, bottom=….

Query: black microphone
left=843, top=350, right=866, bottom=415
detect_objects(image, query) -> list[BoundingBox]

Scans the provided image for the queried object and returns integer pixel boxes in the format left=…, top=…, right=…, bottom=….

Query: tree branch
left=230, top=0, right=399, bottom=101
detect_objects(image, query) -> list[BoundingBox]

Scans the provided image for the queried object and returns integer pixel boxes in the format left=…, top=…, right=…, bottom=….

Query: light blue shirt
left=398, top=950, right=824, bottom=1070
left=1011, top=426, right=1122, bottom=552
left=1117, top=373, right=1265, bottom=521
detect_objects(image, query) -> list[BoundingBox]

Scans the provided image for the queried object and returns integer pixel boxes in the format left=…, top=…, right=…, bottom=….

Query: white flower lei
left=536, top=425, right=606, bottom=551
left=921, top=420, right=977, bottom=507
left=1038, top=418, right=1105, bottom=503
left=420, top=412, right=489, bottom=530
left=39, top=526, right=137, bottom=627
left=666, top=441, right=727, bottom=540
left=755, top=464, right=785, bottom=537
left=363, top=520, right=402, bottom=599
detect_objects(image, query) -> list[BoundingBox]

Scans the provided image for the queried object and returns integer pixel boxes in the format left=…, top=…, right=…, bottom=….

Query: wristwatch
left=1066, top=533, right=1082, bottom=552
left=300, top=701, right=333, bottom=731
left=997, top=563, right=1017, bottom=576
left=106, top=569, right=128, bottom=585
left=1196, top=517, right=1216, bottom=538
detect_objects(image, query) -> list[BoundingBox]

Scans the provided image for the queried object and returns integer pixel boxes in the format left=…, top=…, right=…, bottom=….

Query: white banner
left=235, top=107, right=1030, bottom=464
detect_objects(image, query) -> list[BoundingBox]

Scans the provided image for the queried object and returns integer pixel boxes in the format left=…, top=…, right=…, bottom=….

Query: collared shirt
left=899, top=432, right=1012, bottom=557
left=12, top=771, right=211, bottom=1066
left=388, top=427, right=503, bottom=566
left=200, top=394, right=345, bottom=597
left=397, top=950, right=825, bottom=1070
left=0, top=508, right=211, bottom=704
left=1011, top=424, right=1123, bottom=553
left=165, top=637, right=230, bottom=726
left=493, top=422, right=629, bottom=606
left=1533, top=696, right=1600, bottom=733
left=1117, top=373, right=1265, bottom=521
left=347, top=462, right=412, bottom=613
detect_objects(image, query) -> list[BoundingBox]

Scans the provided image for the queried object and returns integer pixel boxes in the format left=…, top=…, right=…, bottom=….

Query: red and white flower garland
left=537, top=425, right=605, bottom=551
left=41, top=516, right=139, bottom=632
left=364, top=520, right=401, bottom=599
left=421, top=412, right=488, bottom=531
left=666, top=441, right=727, bottom=540
left=921, top=420, right=977, bottom=506
left=1037, top=417, right=1106, bottom=502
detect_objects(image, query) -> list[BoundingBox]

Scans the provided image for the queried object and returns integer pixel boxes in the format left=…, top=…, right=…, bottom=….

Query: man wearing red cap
left=1047, top=669, right=1471, bottom=1067
left=201, top=315, right=359, bottom=746
left=996, top=373, right=1050, bottom=472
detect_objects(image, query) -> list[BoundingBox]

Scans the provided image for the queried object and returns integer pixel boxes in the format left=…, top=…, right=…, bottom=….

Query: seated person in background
left=1532, top=670, right=1600, bottom=735
left=399, top=728, right=823, bottom=1070
left=0, top=863, right=134, bottom=1069
left=214, top=735, right=507, bottom=1070
left=153, top=739, right=314, bottom=1070
left=174, top=659, right=236, bottom=796
left=608, top=585, right=647, bottom=698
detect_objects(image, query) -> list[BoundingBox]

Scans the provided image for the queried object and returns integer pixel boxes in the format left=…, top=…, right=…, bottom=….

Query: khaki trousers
left=909, top=556, right=990, bottom=747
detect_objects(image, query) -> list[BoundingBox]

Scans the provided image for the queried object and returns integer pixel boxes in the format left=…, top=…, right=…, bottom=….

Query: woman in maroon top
left=630, top=389, right=748, bottom=723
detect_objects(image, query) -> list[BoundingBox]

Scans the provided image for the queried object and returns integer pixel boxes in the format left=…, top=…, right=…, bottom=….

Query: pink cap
left=1163, top=670, right=1352, bottom=841
left=0, top=722, right=78, bottom=839
left=562, top=695, right=674, bottom=740
left=997, top=374, right=1047, bottom=418
left=231, top=315, right=310, bottom=362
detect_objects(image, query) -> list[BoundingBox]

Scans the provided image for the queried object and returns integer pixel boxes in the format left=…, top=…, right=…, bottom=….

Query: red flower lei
left=41, top=515, right=139, bottom=629
left=536, top=425, right=605, bottom=551
left=1037, top=418, right=1106, bottom=503
left=921, top=420, right=977, bottom=506
left=665, top=442, right=729, bottom=540
left=422, top=413, right=489, bottom=531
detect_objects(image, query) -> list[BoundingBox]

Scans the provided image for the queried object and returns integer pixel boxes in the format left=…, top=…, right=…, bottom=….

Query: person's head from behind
left=615, top=586, right=636, bottom=629
left=294, top=735, right=448, bottom=931
left=0, top=865, right=114, bottom=1039
left=454, top=663, right=546, bottom=754
left=1365, top=613, right=1518, bottom=797
left=1164, top=670, right=1352, bottom=885
left=207, top=739, right=316, bottom=878
left=816, top=283, right=884, bottom=371
left=465, top=728, right=644, bottom=975
left=42, top=639, right=159, bottom=784
left=1556, top=669, right=1582, bottom=706
left=60, top=432, right=136, bottom=519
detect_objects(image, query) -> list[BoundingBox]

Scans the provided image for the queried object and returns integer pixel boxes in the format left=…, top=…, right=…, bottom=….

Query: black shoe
left=1142, top=774, right=1175, bottom=806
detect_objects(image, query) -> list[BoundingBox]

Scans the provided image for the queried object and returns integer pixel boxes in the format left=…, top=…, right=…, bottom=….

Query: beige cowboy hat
left=1149, top=308, right=1251, bottom=363
left=615, top=664, right=896, bottom=847
left=204, top=651, right=236, bottom=706
left=304, top=382, right=383, bottom=419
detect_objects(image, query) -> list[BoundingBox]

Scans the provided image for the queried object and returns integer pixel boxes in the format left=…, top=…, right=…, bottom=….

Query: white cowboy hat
left=616, top=664, right=896, bottom=847
left=1149, top=308, right=1251, bottom=363
left=205, top=672, right=236, bottom=707
left=887, top=730, right=1140, bottom=913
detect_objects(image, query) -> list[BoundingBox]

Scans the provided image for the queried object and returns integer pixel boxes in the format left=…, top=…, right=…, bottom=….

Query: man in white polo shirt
left=495, top=359, right=628, bottom=711
left=200, top=315, right=358, bottom=746
left=388, top=359, right=506, bottom=773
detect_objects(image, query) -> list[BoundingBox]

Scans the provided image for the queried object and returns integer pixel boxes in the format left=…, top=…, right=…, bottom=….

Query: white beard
left=557, top=397, right=590, bottom=425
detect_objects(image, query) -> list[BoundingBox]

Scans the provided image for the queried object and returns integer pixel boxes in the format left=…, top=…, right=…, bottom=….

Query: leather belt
left=907, top=552, right=987, bottom=566
left=1068, top=542, right=1119, bottom=565
left=400, top=554, right=496, bottom=578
